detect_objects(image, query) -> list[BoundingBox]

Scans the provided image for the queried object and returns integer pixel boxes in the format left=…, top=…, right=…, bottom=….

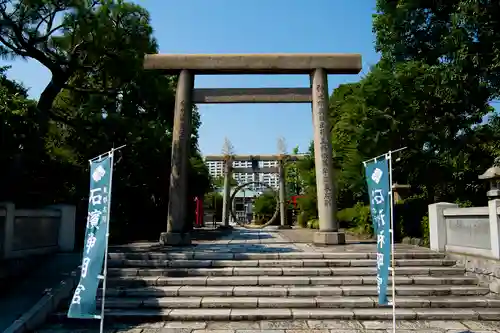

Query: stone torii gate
left=205, top=154, right=305, bottom=229
left=143, top=53, right=362, bottom=246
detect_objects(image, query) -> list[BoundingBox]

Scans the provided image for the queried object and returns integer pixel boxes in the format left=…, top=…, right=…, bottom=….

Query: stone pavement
left=32, top=227, right=500, bottom=332
left=34, top=319, right=500, bottom=332
left=277, top=226, right=374, bottom=244
left=0, top=252, right=81, bottom=332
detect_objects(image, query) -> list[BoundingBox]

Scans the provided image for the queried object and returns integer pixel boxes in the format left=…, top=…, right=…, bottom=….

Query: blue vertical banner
left=68, top=154, right=113, bottom=319
left=364, top=156, right=391, bottom=305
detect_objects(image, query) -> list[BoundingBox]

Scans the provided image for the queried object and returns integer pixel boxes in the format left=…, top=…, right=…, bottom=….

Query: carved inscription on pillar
left=315, top=82, right=333, bottom=208
left=167, top=70, right=193, bottom=234
left=178, top=100, right=186, bottom=142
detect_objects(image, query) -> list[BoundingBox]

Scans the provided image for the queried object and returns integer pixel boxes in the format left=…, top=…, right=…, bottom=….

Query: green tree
left=0, top=1, right=211, bottom=242
left=293, top=143, right=318, bottom=218
left=0, top=67, right=43, bottom=203
left=285, top=145, right=304, bottom=197
left=212, top=175, right=238, bottom=189
left=253, top=190, right=277, bottom=216
left=204, top=191, right=223, bottom=221
left=289, top=0, right=500, bottom=237
left=373, top=0, right=500, bottom=99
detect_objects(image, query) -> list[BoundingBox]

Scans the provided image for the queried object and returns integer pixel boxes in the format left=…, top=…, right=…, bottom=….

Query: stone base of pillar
left=277, top=225, right=292, bottom=229
left=217, top=225, right=233, bottom=230
left=313, top=231, right=346, bottom=245
left=159, top=232, right=191, bottom=246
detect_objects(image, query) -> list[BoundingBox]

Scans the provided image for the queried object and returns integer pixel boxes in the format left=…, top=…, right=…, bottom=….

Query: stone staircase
left=48, top=229, right=500, bottom=325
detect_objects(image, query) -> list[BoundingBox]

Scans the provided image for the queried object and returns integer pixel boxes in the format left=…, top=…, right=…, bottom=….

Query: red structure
left=290, top=195, right=304, bottom=209
left=194, top=196, right=204, bottom=227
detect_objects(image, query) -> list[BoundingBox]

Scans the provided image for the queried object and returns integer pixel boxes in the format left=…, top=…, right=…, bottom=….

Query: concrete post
left=221, top=158, right=233, bottom=228
left=0, top=202, right=15, bottom=259
left=161, top=69, right=194, bottom=246
left=49, top=204, right=76, bottom=252
left=428, top=202, right=457, bottom=251
left=277, top=160, right=290, bottom=229
left=488, top=199, right=500, bottom=259
left=311, top=68, right=345, bottom=245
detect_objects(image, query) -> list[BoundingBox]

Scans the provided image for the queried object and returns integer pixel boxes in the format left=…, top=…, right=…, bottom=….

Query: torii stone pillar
left=311, top=68, right=345, bottom=245
left=221, top=157, right=233, bottom=228
left=161, top=69, right=194, bottom=246
left=277, top=158, right=291, bottom=229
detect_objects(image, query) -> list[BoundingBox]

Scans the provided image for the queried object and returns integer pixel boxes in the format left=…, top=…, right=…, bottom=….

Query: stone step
left=107, top=275, right=478, bottom=287
left=108, top=251, right=446, bottom=260
left=49, top=307, right=500, bottom=321
left=106, top=266, right=465, bottom=277
left=97, top=295, right=500, bottom=309
left=107, top=258, right=456, bottom=268
left=100, top=285, right=490, bottom=297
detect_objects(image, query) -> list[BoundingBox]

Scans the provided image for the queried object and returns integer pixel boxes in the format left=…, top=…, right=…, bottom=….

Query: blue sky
left=2, top=0, right=379, bottom=155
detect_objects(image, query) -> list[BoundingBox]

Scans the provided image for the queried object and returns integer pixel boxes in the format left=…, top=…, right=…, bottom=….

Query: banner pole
left=362, top=147, right=407, bottom=165
left=387, top=150, right=396, bottom=333
left=98, top=150, right=115, bottom=333
left=90, top=144, right=126, bottom=162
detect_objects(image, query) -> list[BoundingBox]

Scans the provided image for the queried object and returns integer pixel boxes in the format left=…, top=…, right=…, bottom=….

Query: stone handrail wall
left=0, top=202, right=76, bottom=260
left=429, top=200, right=500, bottom=293
left=429, top=201, right=500, bottom=259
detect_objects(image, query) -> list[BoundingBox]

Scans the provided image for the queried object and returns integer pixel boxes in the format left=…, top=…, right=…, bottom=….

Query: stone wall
left=0, top=202, right=76, bottom=259
left=428, top=201, right=500, bottom=260
left=446, top=252, right=500, bottom=294
left=429, top=200, right=500, bottom=293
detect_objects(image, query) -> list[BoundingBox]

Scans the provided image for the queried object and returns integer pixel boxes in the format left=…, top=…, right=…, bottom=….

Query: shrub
left=420, top=215, right=430, bottom=246
left=455, top=199, right=473, bottom=208
left=337, top=206, right=359, bottom=227
left=340, top=202, right=373, bottom=236
left=350, top=203, right=373, bottom=235
left=297, top=194, right=318, bottom=220
left=297, top=211, right=308, bottom=228
left=253, top=191, right=277, bottom=216
left=307, top=219, right=319, bottom=229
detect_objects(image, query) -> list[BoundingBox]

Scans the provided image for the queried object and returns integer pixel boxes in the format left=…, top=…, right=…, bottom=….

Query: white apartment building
left=206, top=159, right=280, bottom=191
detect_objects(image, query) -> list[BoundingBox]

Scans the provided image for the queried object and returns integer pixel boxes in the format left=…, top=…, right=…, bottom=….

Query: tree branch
left=0, top=33, right=27, bottom=56
left=62, top=84, right=118, bottom=95
left=0, top=7, right=62, bottom=75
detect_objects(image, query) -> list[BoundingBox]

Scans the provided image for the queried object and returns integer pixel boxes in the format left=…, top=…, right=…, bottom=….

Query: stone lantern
left=478, top=166, right=500, bottom=199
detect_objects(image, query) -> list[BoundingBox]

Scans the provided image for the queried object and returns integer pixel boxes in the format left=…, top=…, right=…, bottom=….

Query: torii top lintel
left=143, top=53, right=362, bottom=75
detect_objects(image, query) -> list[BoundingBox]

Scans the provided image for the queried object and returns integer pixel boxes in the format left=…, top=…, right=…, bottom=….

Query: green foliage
left=297, top=211, right=308, bottom=228
left=373, top=0, right=500, bottom=100
left=455, top=199, right=473, bottom=208
left=296, top=193, right=317, bottom=221
left=204, top=192, right=223, bottom=221
left=306, top=219, right=319, bottom=229
left=336, top=206, right=359, bottom=225
left=253, top=191, right=276, bottom=216
left=285, top=145, right=304, bottom=197
left=0, top=1, right=211, bottom=243
left=346, top=203, right=373, bottom=236
left=420, top=215, right=430, bottom=247
left=211, top=175, right=237, bottom=190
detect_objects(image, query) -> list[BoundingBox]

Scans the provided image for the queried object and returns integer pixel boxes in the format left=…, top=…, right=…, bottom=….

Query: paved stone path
left=277, top=227, right=374, bottom=244
left=0, top=252, right=80, bottom=332
left=33, top=227, right=500, bottom=332
left=35, top=319, right=500, bottom=332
